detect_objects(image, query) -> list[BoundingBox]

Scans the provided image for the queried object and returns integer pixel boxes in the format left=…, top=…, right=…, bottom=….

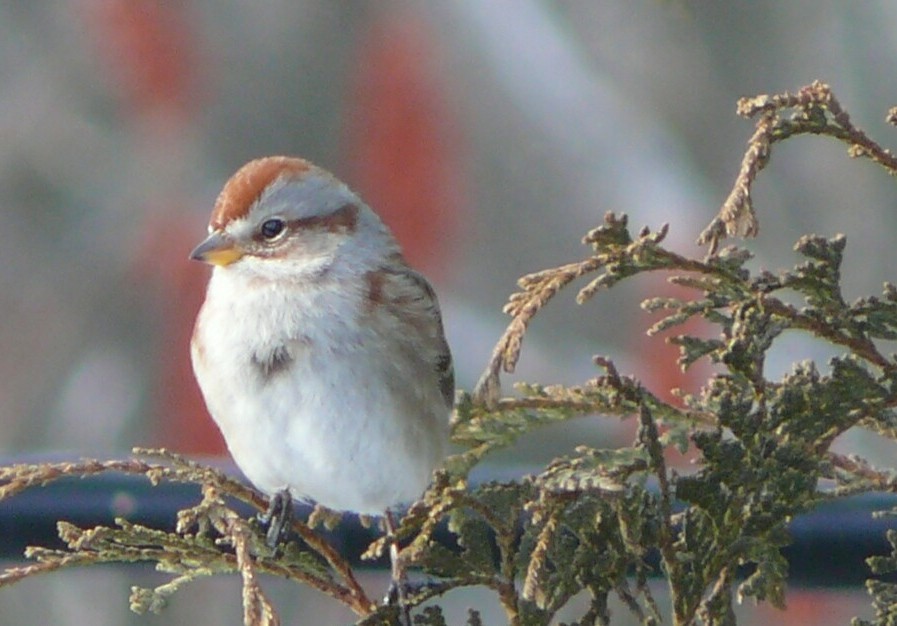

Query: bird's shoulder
left=362, top=259, right=455, bottom=408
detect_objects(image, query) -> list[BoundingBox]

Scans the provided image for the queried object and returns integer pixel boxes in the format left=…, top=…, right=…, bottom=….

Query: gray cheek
left=288, top=230, right=344, bottom=259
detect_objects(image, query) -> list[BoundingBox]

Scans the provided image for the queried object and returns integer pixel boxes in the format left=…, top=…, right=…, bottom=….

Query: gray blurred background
left=1, top=1, right=895, bottom=624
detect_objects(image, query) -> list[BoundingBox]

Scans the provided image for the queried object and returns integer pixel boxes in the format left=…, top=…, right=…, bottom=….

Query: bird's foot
left=385, top=578, right=449, bottom=626
left=385, top=578, right=443, bottom=606
left=384, top=583, right=412, bottom=626
left=383, top=510, right=413, bottom=626
left=258, top=489, right=293, bottom=549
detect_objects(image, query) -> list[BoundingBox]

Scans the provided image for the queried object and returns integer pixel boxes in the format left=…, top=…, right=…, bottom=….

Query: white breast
left=191, top=268, right=448, bottom=514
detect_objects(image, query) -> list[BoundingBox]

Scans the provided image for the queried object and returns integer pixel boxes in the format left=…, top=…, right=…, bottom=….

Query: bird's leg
left=259, top=488, right=293, bottom=549
left=384, top=509, right=412, bottom=626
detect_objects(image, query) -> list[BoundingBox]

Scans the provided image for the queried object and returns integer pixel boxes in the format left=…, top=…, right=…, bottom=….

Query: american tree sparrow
left=189, top=156, right=454, bottom=543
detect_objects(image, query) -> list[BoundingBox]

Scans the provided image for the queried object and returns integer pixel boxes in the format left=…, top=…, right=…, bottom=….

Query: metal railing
left=1, top=463, right=895, bottom=586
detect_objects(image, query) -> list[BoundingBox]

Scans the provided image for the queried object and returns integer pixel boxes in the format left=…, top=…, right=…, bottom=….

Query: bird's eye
left=260, top=218, right=285, bottom=240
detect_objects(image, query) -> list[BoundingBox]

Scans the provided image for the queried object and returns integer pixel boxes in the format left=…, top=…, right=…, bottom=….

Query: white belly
left=220, top=353, right=445, bottom=512
left=191, top=274, right=448, bottom=514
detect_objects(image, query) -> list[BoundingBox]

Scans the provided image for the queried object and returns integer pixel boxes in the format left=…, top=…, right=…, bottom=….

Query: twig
left=0, top=553, right=97, bottom=587
left=228, top=515, right=281, bottom=626
left=0, top=450, right=376, bottom=618
left=699, top=81, right=897, bottom=254
left=760, top=297, right=896, bottom=373
left=827, top=452, right=897, bottom=492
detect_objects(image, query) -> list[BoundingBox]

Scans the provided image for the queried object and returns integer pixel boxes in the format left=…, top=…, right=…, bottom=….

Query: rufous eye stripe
left=309, top=203, right=359, bottom=234
left=250, top=203, right=360, bottom=246
left=210, top=156, right=313, bottom=230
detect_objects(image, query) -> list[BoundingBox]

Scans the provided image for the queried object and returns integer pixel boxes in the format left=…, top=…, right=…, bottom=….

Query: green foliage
left=3, top=81, right=897, bottom=625
left=854, top=528, right=897, bottom=626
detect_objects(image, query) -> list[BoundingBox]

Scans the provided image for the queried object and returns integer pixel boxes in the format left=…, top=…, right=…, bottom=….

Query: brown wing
left=368, top=264, right=455, bottom=409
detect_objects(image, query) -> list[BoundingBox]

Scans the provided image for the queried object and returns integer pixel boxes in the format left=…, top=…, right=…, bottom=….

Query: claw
left=383, top=510, right=412, bottom=626
left=259, top=489, right=293, bottom=549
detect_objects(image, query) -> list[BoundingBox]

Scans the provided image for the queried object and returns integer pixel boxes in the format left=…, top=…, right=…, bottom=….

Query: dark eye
left=260, top=218, right=285, bottom=240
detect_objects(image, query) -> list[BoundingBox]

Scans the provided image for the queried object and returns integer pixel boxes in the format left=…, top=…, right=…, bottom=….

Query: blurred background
left=1, top=1, right=897, bottom=623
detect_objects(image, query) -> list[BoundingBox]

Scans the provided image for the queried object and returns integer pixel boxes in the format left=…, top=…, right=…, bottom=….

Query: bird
left=189, top=156, right=454, bottom=552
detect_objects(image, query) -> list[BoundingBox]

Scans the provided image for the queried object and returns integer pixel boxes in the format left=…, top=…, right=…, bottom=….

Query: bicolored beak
left=189, top=231, right=244, bottom=266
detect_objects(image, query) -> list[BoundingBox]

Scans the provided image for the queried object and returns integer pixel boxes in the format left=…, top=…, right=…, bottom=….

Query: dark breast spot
left=251, top=344, right=294, bottom=380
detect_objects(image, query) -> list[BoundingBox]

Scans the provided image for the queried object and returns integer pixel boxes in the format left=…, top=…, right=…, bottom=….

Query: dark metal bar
left=1, top=467, right=895, bottom=586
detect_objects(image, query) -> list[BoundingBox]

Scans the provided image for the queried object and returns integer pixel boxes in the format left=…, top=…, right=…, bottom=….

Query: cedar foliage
left=3, top=81, right=897, bottom=625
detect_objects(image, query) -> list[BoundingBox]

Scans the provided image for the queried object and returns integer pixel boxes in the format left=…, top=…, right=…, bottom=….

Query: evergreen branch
left=699, top=80, right=897, bottom=254
left=0, top=450, right=376, bottom=618
left=760, top=296, right=896, bottom=373
left=0, top=552, right=98, bottom=587
left=826, top=452, right=897, bottom=493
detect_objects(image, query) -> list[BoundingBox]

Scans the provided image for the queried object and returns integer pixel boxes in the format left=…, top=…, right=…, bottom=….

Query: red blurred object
left=84, top=0, right=198, bottom=120
left=341, top=9, right=464, bottom=279
left=636, top=278, right=712, bottom=467
left=83, top=0, right=224, bottom=453
left=134, top=218, right=227, bottom=454
left=637, top=279, right=710, bottom=405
